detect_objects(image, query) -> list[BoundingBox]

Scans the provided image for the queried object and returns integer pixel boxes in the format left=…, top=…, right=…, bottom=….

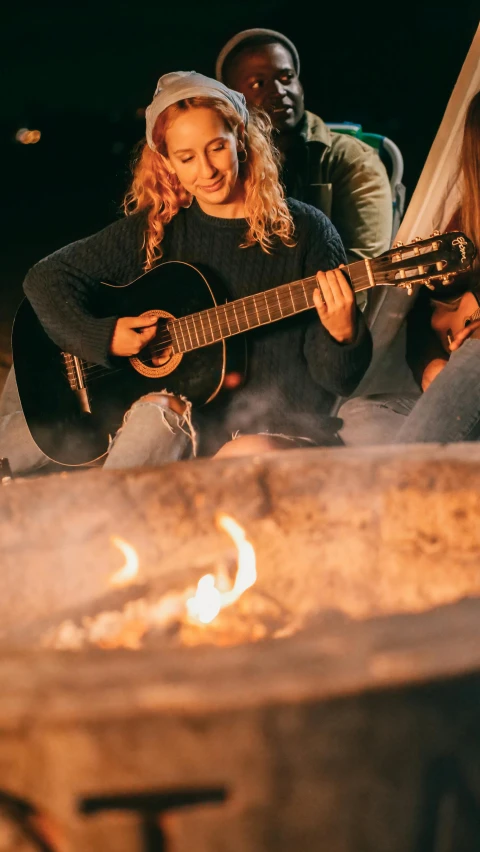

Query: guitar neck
left=169, top=259, right=371, bottom=353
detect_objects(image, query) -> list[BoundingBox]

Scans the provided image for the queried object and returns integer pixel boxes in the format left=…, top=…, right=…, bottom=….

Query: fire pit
left=1, top=444, right=480, bottom=851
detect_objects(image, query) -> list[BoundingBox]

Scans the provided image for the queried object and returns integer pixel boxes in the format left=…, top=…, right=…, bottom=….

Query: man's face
left=225, top=42, right=304, bottom=133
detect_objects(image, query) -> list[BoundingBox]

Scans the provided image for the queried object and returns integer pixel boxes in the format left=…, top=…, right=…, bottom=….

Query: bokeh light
left=15, top=128, right=41, bottom=145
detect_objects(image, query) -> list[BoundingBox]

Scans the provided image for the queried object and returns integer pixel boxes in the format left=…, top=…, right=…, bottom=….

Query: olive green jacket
left=284, top=111, right=393, bottom=263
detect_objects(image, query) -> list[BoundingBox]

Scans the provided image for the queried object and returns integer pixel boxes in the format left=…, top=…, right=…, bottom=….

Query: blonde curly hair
left=124, top=96, right=295, bottom=269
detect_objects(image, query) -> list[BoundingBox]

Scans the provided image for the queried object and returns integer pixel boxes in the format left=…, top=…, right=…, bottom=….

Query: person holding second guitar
left=339, top=90, right=480, bottom=446
left=0, top=70, right=373, bottom=474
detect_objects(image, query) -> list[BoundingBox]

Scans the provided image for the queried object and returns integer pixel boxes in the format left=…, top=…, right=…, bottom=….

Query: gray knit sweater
left=23, top=199, right=372, bottom=447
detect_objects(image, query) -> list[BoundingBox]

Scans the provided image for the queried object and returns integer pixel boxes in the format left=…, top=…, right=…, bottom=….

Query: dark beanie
left=215, top=28, right=300, bottom=82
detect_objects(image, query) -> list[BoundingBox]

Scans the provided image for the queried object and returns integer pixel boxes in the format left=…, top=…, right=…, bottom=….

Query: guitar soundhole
left=129, top=310, right=183, bottom=378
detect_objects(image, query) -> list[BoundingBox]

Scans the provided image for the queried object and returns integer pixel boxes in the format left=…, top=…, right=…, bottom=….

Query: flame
left=186, top=513, right=256, bottom=624
left=109, top=536, right=139, bottom=588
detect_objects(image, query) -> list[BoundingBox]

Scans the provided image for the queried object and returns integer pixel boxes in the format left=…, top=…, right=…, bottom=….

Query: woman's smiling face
left=164, top=106, right=246, bottom=216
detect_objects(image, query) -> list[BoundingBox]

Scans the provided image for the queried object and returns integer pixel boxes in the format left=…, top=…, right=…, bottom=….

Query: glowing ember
left=109, top=536, right=139, bottom=588
left=186, top=513, right=257, bottom=625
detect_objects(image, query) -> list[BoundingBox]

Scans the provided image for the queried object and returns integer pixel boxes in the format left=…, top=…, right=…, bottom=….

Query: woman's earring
left=237, top=147, right=248, bottom=163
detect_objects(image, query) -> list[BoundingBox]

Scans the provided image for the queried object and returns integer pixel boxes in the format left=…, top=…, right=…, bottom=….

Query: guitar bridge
left=62, top=352, right=91, bottom=414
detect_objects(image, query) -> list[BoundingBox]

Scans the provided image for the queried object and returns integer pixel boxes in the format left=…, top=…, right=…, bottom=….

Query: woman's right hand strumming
left=110, top=315, right=158, bottom=357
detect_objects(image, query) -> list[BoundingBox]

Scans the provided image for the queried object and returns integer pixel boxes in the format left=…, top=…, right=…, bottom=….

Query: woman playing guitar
left=0, top=71, right=373, bottom=474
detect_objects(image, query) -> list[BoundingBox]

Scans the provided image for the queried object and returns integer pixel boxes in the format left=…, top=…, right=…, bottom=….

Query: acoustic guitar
left=430, top=288, right=480, bottom=352
left=12, top=231, right=476, bottom=466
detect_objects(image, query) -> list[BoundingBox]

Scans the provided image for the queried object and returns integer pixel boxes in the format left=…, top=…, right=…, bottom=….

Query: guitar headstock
left=370, top=231, right=477, bottom=293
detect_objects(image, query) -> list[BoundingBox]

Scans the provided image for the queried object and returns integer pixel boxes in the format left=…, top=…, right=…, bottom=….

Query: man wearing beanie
left=216, top=28, right=393, bottom=264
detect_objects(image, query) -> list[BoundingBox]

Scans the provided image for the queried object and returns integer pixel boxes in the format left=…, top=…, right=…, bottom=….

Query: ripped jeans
left=103, top=392, right=196, bottom=469
left=0, top=368, right=196, bottom=475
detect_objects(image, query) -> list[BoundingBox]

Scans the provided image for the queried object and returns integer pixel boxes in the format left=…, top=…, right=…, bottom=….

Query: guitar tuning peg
left=392, top=241, right=404, bottom=248
left=442, top=275, right=454, bottom=286
left=406, top=285, right=413, bottom=296
left=430, top=230, right=440, bottom=236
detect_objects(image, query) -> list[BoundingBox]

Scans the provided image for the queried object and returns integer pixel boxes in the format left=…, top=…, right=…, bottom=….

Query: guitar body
left=430, top=290, right=480, bottom=352
left=13, top=262, right=245, bottom=466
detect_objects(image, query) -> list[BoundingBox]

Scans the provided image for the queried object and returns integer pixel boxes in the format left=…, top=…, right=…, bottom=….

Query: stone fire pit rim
left=1, top=595, right=480, bottom=731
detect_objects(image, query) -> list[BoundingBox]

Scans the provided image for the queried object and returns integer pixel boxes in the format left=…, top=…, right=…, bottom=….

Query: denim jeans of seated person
left=396, top=338, right=480, bottom=443
left=337, top=392, right=419, bottom=446
left=338, top=339, right=480, bottom=445
left=103, top=392, right=195, bottom=469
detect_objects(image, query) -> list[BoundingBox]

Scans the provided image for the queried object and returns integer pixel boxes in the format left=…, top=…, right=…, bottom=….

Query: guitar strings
left=77, top=273, right=386, bottom=382
left=151, top=270, right=394, bottom=352
left=141, top=276, right=374, bottom=352
left=77, top=265, right=404, bottom=382
left=102, top=262, right=438, bottom=368
left=148, top=276, right=374, bottom=354
left=139, top=270, right=374, bottom=350
left=79, top=297, right=319, bottom=380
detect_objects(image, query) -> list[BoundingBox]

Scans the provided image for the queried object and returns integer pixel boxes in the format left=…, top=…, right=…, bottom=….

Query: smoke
left=211, top=386, right=343, bottom=450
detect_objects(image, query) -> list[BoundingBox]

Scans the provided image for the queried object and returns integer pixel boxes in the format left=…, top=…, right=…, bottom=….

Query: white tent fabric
left=356, top=22, right=480, bottom=395
left=396, top=22, right=480, bottom=242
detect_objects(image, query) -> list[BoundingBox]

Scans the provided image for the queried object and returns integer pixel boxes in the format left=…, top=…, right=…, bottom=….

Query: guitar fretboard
left=168, top=260, right=369, bottom=353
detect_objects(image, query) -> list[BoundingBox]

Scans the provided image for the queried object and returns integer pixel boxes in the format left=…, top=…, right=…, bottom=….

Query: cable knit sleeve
left=23, top=213, right=147, bottom=366
left=299, top=205, right=373, bottom=397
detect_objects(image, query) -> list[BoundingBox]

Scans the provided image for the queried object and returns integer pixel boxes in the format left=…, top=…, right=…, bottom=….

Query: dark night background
left=1, top=0, right=479, bottom=365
